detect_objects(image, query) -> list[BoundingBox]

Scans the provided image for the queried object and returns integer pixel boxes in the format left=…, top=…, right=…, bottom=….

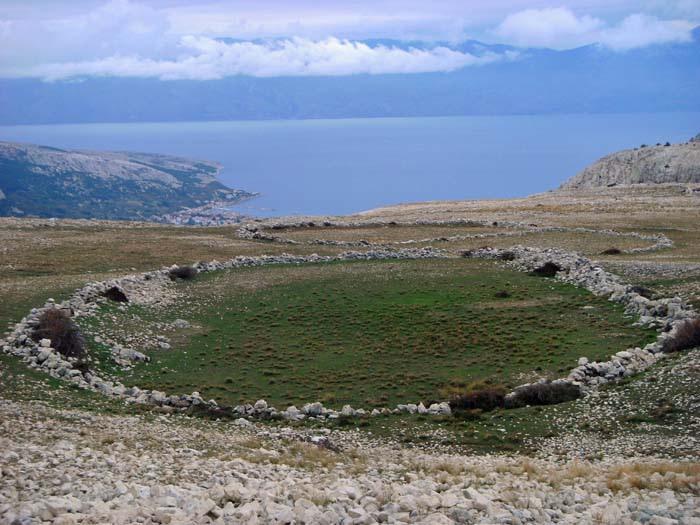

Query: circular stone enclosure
left=84, top=258, right=655, bottom=409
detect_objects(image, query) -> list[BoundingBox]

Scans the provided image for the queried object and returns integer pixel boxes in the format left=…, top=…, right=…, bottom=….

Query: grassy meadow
left=87, top=258, right=655, bottom=409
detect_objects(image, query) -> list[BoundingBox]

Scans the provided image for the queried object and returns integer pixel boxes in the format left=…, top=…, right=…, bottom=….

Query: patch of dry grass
left=605, top=462, right=700, bottom=492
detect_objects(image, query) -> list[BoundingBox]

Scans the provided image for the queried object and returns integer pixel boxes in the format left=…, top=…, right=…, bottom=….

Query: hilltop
left=560, top=133, right=700, bottom=189
left=0, top=142, right=255, bottom=221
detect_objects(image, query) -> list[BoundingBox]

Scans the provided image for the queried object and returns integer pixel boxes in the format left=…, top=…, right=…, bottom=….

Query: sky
left=0, top=0, right=697, bottom=81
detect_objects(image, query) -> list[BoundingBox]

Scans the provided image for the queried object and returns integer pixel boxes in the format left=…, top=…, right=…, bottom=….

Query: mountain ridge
left=1, top=35, right=698, bottom=125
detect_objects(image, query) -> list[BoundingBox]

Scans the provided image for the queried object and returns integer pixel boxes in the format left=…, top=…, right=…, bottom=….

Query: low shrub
left=32, top=309, right=86, bottom=360
left=169, top=266, right=198, bottom=281
left=531, top=262, right=561, bottom=277
left=498, top=251, right=516, bottom=261
left=494, top=291, right=511, bottom=298
left=629, top=285, right=655, bottom=300
left=448, top=381, right=506, bottom=412
left=102, top=286, right=128, bottom=302
left=505, top=381, right=581, bottom=408
left=601, top=248, right=622, bottom=255
left=663, top=318, right=700, bottom=353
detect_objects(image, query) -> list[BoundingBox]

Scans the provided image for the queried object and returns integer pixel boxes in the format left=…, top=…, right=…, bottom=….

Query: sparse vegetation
left=606, top=462, right=700, bottom=492
left=601, top=248, right=621, bottom=255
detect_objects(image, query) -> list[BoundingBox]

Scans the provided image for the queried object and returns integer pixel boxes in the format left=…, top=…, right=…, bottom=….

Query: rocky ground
left=2, top=185, right=700, bottom=524
left=2, top=391, right=698, bottom=525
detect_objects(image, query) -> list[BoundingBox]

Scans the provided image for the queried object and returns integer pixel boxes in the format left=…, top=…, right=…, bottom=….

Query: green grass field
left=87, top=258, right=655, bottom=409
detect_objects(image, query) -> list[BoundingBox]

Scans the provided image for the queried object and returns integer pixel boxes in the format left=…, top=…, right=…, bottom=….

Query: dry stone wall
left=2, top=223, right=696, bottom=422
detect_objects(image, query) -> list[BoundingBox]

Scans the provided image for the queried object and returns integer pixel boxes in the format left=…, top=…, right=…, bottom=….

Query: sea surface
left=1, top=113, right=698, bottom=217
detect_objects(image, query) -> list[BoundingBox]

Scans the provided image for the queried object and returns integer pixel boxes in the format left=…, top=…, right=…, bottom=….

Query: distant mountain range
left=560, top=133, right=700, bottom=189
left=0, top=31, right=698, bottom=125
left=0, top=142, right=254, bottom=220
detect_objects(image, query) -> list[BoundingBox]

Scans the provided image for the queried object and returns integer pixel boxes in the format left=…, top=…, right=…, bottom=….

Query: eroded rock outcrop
left=560, top=136, right=700, bottom=189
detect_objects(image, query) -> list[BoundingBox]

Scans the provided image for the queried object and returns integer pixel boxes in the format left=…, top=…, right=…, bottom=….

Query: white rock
left=465, top=488, right=491, bottom=511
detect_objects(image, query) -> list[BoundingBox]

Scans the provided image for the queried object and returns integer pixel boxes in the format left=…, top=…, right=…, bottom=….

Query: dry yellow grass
left=605, top=462, right=700, bottom=492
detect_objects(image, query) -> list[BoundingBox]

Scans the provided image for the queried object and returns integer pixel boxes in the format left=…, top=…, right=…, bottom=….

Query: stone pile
left=237, top=219, right=673, bottom=254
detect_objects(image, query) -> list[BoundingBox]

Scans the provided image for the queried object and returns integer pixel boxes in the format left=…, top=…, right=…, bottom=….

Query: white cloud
left=494, top=7, right=695, bottom=50
left=598, top=13, right=696, bottom=51
left=0, top=0, right=179, bottom=68
left=3, top=36, right=509, bottom=81
left=494, top=7, right=603, bottom=49
left=0, top=1, right=696, bottom=81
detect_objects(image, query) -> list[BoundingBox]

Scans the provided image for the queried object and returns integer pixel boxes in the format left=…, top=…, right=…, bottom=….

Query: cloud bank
left=495, top=7, right=695, bottom=50
left=0, top=1, right=696, bottom=81
left=3, top=37, right=509, bottom=81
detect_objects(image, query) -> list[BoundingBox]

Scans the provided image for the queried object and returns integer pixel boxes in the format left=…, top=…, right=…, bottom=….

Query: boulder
left=340, top=405, right=356, bottom=417
left=303, top=402, right=324, bottom=417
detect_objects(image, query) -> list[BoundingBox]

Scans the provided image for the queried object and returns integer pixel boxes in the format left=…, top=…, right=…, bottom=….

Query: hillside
left=0, top=142, right=255, bottom=220
left=560, top=133, right=700, bottom=189
left=1, top=185, right=699, bottom=523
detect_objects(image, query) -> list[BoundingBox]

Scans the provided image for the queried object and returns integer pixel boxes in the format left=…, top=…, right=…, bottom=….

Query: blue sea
left=1, top=113, right=698, bottom=217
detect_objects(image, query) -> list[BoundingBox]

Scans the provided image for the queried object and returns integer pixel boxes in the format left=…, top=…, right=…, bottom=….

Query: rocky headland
left=0, top=142, right=256, bottom=222
left=560, top=133, right=700, bottom=190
